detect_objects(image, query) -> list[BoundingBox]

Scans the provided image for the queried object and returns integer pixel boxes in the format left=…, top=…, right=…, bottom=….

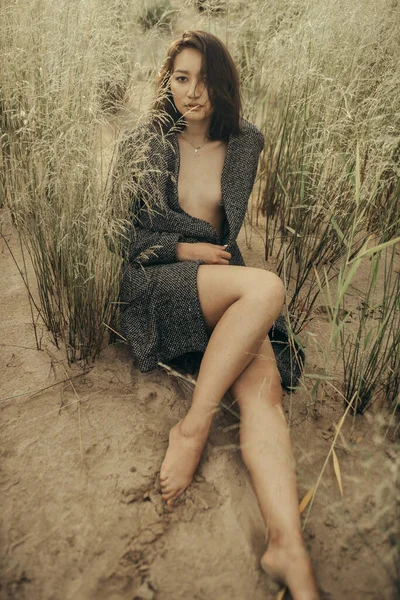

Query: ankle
left=179, top=415, right=211, bottom=438
left=267, top=527, right=305, bottom=552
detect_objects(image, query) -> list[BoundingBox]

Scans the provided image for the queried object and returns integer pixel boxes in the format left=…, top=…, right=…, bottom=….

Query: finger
left=221, top=251, right=232, bottom=259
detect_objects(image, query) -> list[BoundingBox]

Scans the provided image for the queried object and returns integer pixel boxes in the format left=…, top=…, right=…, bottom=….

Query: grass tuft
left=137, top=0, right=177, bottom=32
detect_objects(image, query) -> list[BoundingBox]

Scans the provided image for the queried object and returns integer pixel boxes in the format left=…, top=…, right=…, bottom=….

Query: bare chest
left=177, top=138, right=228, bottom=221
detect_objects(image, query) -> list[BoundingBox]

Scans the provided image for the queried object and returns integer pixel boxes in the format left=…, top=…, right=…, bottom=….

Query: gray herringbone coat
left=119, top=117, right=304, bottom=389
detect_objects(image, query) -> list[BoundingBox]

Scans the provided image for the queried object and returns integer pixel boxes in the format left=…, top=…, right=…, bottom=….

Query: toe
left=167, top=494, right=182, bottom=507
left=163, top=492, right=175, bottom=502
left=165, top=488, right=184, bottom=504
left=163, top=489, right=177, bottom=501
left=167, top=494, right=179, bottom=506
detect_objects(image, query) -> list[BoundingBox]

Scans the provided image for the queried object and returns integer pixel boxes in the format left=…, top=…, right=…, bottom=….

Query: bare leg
left=230, top=337, right=319, bottom=600
left=160, top=265, right=284, bottom=504
left=160, top=264, right=319, bottom=598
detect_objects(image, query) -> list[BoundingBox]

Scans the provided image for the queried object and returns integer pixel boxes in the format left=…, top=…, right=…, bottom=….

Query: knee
left=247, top=270, right=285, bottom=311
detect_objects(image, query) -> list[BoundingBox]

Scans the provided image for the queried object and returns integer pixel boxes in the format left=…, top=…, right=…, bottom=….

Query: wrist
left=176, top=242, right=191, bottom=261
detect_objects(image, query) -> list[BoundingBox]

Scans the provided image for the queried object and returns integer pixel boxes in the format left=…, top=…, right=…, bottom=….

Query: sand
left=0, top=211, right=398, bottom=600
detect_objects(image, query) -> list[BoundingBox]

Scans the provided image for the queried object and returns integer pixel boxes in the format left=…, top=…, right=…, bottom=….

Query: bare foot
left=261, top=541, right=320, bottom=600
left=160, top=418, right=209, bottom=506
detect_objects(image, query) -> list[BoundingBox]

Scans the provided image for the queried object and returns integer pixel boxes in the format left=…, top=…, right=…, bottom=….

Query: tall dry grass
left=339, top=248, right=400, bottom=414
left=0, top=0, right=173, bottom=361
left=226, top=0, right=400, bottom=413
left=0, top=0, right=399, bottom=416
left=234, top=0, right=400, bottom=335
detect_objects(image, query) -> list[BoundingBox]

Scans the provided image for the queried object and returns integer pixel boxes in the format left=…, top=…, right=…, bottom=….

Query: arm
left=123, top=127, right=232, bottom=267
left=110, top=125, right=184, bottom=266
left=128, top=217, right=183, bottom=266
left=249, top=129, right=265, bottom=189
left=129, top=225, right=232, bottom=266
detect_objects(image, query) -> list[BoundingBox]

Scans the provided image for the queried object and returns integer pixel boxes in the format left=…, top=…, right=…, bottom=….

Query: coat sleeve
left=111, top=125, right=184, bottom=266
left=127, top=205, right=183, bottom=266
left=250, top=129, right=265, bottom=184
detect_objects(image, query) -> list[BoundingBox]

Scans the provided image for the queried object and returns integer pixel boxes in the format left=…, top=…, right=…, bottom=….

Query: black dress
left=118, top=117, right=304, bottom=388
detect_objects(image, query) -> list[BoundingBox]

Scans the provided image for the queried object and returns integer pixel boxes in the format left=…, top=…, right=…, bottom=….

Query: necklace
left=180, top=132, right=209, bottom=158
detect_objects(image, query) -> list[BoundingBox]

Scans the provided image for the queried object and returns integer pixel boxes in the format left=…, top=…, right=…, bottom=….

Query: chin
left=185, top=108, right=212, bottom=119
left=173, top=103, right=213, bottom=125
left=185, top=111, right=206, bottom=119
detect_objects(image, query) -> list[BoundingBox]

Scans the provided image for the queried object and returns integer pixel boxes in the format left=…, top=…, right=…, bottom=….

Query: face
left=170, top=47, right=213, bottom=122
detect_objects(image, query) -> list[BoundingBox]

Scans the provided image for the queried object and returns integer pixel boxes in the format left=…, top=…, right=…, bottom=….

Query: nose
left=187, top=78, right=204, bottom=99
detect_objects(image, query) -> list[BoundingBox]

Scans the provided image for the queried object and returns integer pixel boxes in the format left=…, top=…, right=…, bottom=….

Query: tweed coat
left=119, top=117, right=304, bottom=389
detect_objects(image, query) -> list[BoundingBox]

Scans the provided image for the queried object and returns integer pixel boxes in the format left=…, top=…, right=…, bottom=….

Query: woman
left=119, top=30, right=319, bottom=600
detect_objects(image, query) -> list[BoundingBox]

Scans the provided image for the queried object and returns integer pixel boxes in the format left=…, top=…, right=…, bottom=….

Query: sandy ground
left=0, top=211, right=399, bottom=600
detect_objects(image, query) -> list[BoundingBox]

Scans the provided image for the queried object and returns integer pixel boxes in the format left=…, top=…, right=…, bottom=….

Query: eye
left=175, top=76, right=187, bottom=82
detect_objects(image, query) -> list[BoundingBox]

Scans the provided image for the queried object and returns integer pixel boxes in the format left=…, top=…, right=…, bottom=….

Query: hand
left=176, top=242, right=232, bottom=265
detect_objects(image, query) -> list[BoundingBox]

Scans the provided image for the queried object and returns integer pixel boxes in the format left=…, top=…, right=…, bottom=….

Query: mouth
left=185, top=104, right=203, bottom=108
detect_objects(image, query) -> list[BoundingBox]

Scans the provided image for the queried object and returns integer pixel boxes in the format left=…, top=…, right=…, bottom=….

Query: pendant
left=194, top=147, right=200, bottom=157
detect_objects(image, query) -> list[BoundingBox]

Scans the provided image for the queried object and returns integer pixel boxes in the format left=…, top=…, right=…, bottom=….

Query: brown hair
left=152, top=30, right=242, bottom=141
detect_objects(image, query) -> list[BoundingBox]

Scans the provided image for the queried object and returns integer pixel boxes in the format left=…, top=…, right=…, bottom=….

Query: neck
left=184, top=117, right=212, bottom=141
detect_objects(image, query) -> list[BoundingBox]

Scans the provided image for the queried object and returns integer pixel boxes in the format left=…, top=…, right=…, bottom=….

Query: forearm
left=175, top=242, right=198, bottom=262
left=129, top=228, right=182, bottom=266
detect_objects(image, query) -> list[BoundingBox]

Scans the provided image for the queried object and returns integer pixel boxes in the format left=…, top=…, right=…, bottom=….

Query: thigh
left=196, top=264, right=260, bottom=332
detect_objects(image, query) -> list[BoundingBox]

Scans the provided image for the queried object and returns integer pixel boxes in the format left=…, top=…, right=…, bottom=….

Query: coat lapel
left=167, top=124, right=251, bottom=245
left=220, top=131, right=247, bottom=244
